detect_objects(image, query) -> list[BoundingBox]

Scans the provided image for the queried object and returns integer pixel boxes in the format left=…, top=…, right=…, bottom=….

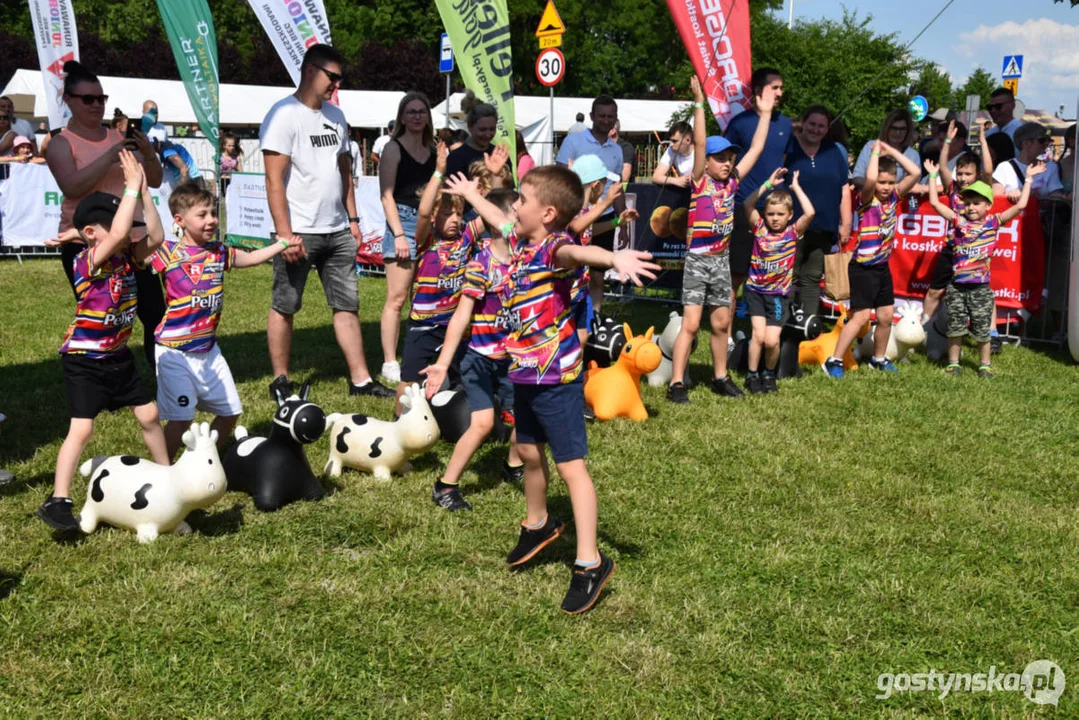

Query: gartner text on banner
left=666, top=0, right=752, bottom=130
left=157, top=0, right=221, bottom=161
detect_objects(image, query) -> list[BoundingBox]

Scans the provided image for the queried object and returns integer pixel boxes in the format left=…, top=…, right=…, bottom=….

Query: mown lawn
left=0, top=259, right=1077, bottom=718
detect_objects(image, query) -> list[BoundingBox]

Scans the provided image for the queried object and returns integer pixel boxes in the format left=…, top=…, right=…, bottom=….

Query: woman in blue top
left=785, top=105, right=851, bottom=318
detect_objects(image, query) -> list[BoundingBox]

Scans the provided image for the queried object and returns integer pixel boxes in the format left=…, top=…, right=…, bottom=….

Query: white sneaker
left=381, top=361, right=401, bottom=384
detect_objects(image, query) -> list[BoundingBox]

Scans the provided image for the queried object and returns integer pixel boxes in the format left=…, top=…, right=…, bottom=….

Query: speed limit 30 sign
left=535, top=48, right=565, bottom=87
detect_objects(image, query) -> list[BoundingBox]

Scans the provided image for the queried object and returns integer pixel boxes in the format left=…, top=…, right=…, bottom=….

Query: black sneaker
left=0, top=469, right=13, bottom=485
left=561, top=553, right=616, bottom=614
left=745, top=373, right=764, bottom=394
left=978, top=365, right=994, bottom=379
left=761, top=372, right=778, bottom=394
left=710, top=375, right=745, bottom=398
left=431, top=481, right=472, bottom=511
left=990, top=336, right=1003, bottom=354
left=269, top=374, right=294, bottom=401
left=36, top=495, right=78, bottom=532
left=501, top=461, right=524, bottom=484
left=506, top=516, right=564, bottom=566
left=349, top=378, right=395, bottom=398
left=666, top=382, right=689, bottom=404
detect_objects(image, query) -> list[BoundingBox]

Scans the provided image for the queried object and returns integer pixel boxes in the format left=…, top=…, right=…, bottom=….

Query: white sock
left=353, top=378, right=372, bottom=387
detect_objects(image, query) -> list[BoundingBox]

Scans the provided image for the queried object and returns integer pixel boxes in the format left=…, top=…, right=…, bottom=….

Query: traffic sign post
left=1001, top=55, right=1024, bottom=79
left=535, top=1, right=566, bottom=163
left=535, top=48, right=565, bottom=87
left=440, top=34, right=454, bottom=129
left=1003, top=78, right=1019, bottom=95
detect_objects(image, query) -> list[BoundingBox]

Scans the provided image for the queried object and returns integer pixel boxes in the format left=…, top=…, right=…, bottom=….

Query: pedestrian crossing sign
left=1001, top=55, right=1023, bottom=79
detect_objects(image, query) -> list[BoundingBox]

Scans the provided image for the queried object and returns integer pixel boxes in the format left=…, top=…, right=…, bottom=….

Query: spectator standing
left=371, top=120, right=394, bottom=166
left=160, top=140, right=202, bottom=187
left=652, top=120, right=694, bottom=187
left=610, top=120, right=636, bottom=182
left=259, top=44, right=392, bottom=399
left=515, top=129, right=535, bottom=180
left=568, top=112, right=587, bottom=135
left=142, top=100, right=168, bottom=149
left=0, top=96, right=37, bottom=154
left=219, top=130, right=243, bottom=194
left=985, top=88, right=1023, bottom=146
left=852, top=109, right=922, bottom=185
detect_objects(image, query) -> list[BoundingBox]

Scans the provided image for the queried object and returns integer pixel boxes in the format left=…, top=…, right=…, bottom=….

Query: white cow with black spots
left=323, top=383, right=440, bottom=481
left=77, top=423, right=227, bottom=543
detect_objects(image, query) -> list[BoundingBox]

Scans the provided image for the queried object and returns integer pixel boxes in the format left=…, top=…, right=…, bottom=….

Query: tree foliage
left=952, top=68, right=998, bottom=110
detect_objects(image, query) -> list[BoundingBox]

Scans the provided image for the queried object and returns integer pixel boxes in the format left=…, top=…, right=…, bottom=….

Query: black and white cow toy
left=584, top=315, right=626, bottom=368
left=222, top=380, right=326, bottom=512
left=77, top=422, right=226, bottom=543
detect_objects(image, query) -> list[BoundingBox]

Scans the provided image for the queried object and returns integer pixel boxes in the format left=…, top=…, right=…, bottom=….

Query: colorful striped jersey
left=150, top=240, right=235, bottom=353
left=688, top=174, right=738, bottom=255
left=409, top=221, right=479, bottom=326
left=502, top=232, right=581, bottom=385
left=569, top=207, right=593, bottom=306
left=59, top=247, right=139, bottom=358
left=854, top=190, right=899, bottom=266
left=462, top=242, right=513, bottom=359
left=949, top=214, right=1001, bottom=285
left=948, top=182, right=967, bottom=216
left=746, top=218, right=799, bottom=296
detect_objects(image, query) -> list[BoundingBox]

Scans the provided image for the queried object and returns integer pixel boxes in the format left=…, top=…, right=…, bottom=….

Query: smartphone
left=126, top=116, right=138, bottom=140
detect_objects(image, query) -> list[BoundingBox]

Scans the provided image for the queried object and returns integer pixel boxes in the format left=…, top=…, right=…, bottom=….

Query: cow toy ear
left=273, top=386, right=286, bottom=407
left=300, top=379, right=312, bottom=401
left=182, top=429, right=197, bottom=451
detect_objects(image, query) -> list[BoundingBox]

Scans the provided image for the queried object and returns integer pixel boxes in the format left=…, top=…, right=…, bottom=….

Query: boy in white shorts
left=153, top=182, right=301, bottom=459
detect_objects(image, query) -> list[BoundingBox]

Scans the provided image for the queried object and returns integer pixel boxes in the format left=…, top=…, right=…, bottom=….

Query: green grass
left=1, top=259, right=1077, bottom=718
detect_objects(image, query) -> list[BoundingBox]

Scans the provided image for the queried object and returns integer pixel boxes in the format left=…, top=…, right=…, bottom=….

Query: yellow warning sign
left=535, top=0, right=565, bottom=38
left=1003, top=78, right=1019, bottom=95
left=539, top=35, right=562, bottom=49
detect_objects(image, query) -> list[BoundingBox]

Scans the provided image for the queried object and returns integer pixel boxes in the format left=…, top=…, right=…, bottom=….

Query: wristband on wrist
left=432, top=170, right=443, bottom=180
left=611, top=217, right=622, bottom=228
left=394, top=232, right=406, bottom=238
left=942, top=138, right=951, bottom=144
left=278, top=239, right=289, bottom=249
left=929, top=173, right=939, bottom=179
left=348, top=216, right=360, bottom=223
left=123, top=188, right=140, bottom=198
left=693, top=102, right=704, bottom=109
left=871, top=151, right=880, bottom=157
left=762, top=180, right=772, bottom=191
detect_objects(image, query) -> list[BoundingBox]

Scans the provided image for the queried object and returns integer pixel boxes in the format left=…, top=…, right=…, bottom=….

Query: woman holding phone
left=46, top=60, right=166, bottom=369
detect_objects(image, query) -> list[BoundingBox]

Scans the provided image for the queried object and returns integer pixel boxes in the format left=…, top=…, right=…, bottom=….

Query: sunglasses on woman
left=67, top=93, right=109, bottom=105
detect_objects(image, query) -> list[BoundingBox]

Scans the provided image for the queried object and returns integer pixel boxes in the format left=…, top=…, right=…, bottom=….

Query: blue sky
left=768, top=0, right=1079, bottom=116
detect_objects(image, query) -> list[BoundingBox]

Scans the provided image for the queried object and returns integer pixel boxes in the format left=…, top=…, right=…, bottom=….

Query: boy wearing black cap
left=926, top=158, right=1045, bottom=376
left=667, top=74, right=777, bottom=404
left=37, top=150, right=169, bottom=532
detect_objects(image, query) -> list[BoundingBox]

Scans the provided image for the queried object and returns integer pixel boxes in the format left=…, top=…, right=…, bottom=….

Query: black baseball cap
left=72, top=191, right=146, bottom=229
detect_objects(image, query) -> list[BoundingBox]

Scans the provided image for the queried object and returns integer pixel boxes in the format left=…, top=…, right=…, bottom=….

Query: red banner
left=666, top=0, right=752, bottom=130
left=889, top=196, right=1045, bottom=313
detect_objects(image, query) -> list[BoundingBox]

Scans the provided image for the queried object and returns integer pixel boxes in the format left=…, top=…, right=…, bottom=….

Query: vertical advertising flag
left=666, top=0, right=752, bottom=130
left=246, top=0, right=333, bottom=86
left=157, top=0, right=221, bottom=162
left=434, top=0, right=517, bottom=169
left=26, top=0, right=80, bottom=130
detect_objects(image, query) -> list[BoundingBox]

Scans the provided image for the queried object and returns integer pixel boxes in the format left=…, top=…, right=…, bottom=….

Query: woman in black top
left=378, top=91, right=436, bottom=383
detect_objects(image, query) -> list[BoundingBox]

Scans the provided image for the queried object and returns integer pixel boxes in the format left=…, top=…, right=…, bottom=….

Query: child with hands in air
left=740, top=167, right=815, bottom=394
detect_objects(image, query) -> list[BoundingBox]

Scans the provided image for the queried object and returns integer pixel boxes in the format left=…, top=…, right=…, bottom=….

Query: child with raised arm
left=922, top=120, right=995, bottom=323
left=740, top=168, right=815, bottom=394
left=420, top=189, right=522, bottom=512
left=825, top=140, right=921, bottom=378
left=667, top=74, right=778, bottom=404
left=153, top=182, right=302, bottom=460
left=925, top=157, right=1044, bottom=377
left=443, top=166, right=658, bottom=614
left=37, top=151, right=169, bottom=532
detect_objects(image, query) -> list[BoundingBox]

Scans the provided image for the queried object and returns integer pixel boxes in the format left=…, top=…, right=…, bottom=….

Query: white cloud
left=954, top=18, right=1079, bottom=111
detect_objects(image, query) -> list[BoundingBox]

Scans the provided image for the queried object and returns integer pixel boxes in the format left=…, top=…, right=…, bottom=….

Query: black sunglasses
left=67, top=93, right=109, bottom=105
left=986, top=102, right=1010, bottom=111
left=313, top=65, right=343, bottom=84
left=0, top=115, right=9, bottom=122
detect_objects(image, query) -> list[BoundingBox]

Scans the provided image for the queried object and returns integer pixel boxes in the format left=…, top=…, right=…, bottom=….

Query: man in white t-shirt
left=984, top=88, right=1022, bottom=147
left=142, top=100, right=168, bottom=149
left=260, top=44, right=392, bottom=399
left=651, top=120, right=695, bottom=187
left=370, top=121, right=393, bottom=167
left=992, top=122, right=1065, bottom=201
left=0, top=96, right=37, bottom=153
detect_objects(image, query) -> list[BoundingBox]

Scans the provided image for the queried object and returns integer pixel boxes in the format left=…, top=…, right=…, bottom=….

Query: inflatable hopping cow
left=77, top=422, right=226, bottom=543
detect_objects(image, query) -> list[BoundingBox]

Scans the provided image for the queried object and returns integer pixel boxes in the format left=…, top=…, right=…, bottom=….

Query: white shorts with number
left=155, top=344, right=243, bottom=421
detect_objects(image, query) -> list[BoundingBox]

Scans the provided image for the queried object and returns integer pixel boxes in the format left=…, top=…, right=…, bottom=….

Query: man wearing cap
left=722, top=67, right=793, bottom=303
left=985, top=88, right=1023, bottom=145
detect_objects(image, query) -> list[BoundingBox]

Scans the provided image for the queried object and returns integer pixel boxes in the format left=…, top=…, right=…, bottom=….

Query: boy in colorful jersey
left=740, top=167, right=815, bottom=394
left=667, top=75, right=778, bottom=404
left=443, top=166, right=659, bottom=614
left=925, top=160, right=1043, bottom=376
left=37, top=151, right=169, bottom=532
left=826, top=141, right=921, bottom=378
left=421, top=189, right=523, bottom=511
left=396, top=142, right=479, bottom=410
left=921, top=120, right=995, bottom=323
left=153, top=182, right=302, bottom=459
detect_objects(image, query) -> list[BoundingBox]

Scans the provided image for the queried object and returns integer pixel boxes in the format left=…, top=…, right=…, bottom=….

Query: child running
left=152, top=182, right=302, bottom=459
left=37, top=151, right=169, bottom=532
left=825, top=140, right=921, bottom=378
left=443, top=166, right=658, bottom=614
left=421, top=189, right=522, bottom=511
left=667, top=74, right=778, bottom=404
left=925, top=157, right=1044, bottom=376
left=739, top=167, right=815, bottom=394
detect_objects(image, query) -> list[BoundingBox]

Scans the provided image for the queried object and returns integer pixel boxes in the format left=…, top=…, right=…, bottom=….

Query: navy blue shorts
left=514, top=379, right=588, bottom=463
left=744, top=289, right=791, bottom=327
left=572, top=293, right=593, bottom=335
left=460, top=348, right=513, bottom=412
left=401, top=320, right=465, bottom=384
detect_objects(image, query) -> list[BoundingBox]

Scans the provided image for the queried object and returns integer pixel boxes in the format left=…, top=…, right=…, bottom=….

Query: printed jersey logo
left=311, top=121, right=341, bottom=149
left=108, top=273, right=124, bottom=304
left=183, top=262, right=204, bottom=285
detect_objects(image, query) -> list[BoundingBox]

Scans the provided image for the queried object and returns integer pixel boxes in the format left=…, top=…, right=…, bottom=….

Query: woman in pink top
left=516, top=129, right=535, bottom=180
left=47, top=60, right=165, bottom=369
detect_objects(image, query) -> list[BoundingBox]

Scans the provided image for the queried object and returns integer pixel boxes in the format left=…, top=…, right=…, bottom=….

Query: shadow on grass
left=187, top=502, right=245, bottom=537
left=0, top=569, right=23, bottom=601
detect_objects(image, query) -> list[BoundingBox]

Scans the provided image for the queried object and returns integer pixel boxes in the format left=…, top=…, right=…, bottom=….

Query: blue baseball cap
left=705, top=135, right=741, bottom=157
left=572, top=154, right=608, bottom=184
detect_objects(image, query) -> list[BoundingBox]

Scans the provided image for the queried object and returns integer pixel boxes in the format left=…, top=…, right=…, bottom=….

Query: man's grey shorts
left=271, top=229, right=359, bottom=315
left=682, top=251, right=732, bottom=308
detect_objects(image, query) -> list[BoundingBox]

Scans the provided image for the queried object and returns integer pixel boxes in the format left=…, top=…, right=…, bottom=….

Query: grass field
left=1, top=259, right=1077, bottom=718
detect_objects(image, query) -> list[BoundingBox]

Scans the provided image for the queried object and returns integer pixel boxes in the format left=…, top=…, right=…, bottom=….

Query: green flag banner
left=434, top=0, right=517, bottom=175
left=156, top=0, right=220, bottom=163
